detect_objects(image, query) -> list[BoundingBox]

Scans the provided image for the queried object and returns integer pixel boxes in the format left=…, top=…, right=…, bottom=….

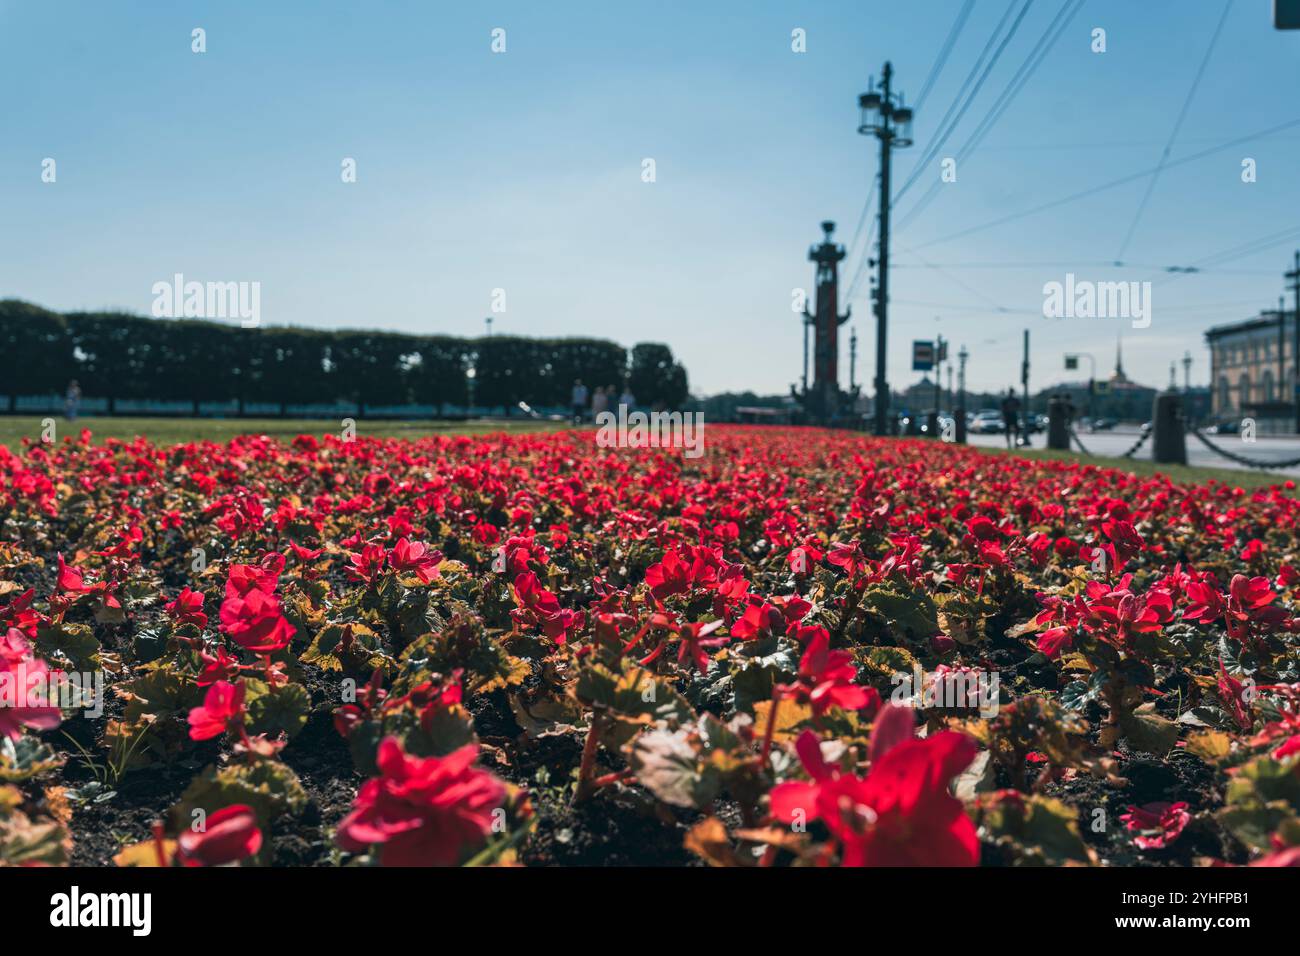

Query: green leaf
left=1118, top=704, right=1179, bottom=755
left=34, top=621, right=100, bottom=669
left=630, top=728, right=720, bottom=809
left=244, top=680, right=311, bottom=741
left=0, top=736, right=64, bottom=783
left=860, top=584, right=939, bottom=638
left=171, top=759, right=308, bottom=832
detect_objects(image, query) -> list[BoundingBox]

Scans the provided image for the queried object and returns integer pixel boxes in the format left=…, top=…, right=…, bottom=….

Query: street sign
left=1064, top=355, right=1078, bottom=371
left=912, top=340, right=934, bottom=371
left=1278, top=0, right=1300, bottom=29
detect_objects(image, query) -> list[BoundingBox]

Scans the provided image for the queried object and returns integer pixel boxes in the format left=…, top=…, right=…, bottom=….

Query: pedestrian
left=65, top=379, right=82, bottom=422
left=619, top=386, right=636, bottom=410
left=1001, top=388, right=1021, bottom=448
left=571, top=379, right=589, bottom=425
left=591, top=385, right=609, bottom=419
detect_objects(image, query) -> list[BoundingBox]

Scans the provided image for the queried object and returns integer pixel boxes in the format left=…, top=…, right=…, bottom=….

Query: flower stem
left=574, top=707, right=604, bottom=803
left=760, top=694, right=781, bottom=766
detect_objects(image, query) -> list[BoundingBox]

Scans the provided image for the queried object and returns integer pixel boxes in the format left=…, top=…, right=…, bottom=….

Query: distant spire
left=1109, top=334, right=1129, bottom=385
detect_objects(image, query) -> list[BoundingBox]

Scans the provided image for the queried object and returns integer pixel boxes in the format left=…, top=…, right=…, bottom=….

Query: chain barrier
left=1067, top=422, right=1300, bottom=471
left=1188, top=427, right=1300, bottom=470
left=1067, top=426, right=1149, bottom=459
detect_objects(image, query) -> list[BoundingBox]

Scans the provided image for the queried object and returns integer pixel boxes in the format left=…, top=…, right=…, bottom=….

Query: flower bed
left=1, top=425, right=1298, bottom=867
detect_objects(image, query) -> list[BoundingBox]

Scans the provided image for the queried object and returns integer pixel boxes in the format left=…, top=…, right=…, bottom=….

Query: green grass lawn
left=0, top=415, right=566, bottom=450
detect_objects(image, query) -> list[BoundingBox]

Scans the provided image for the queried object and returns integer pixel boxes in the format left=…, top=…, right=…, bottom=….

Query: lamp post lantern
left=858, top=62, right=914, bottom=436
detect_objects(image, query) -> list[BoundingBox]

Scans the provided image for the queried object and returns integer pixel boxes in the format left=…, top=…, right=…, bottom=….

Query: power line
left=890, top=258, right=1276, bottom=275
left=910, top=116, right=1300, bottom=250
left=880, top=243, right=1017, bottom=314
left=893, top=0, right=1034, bottom=207
left=1147, top=225, right=1300, bottom=287
left=1113, top=0, right=1235, bottom=261
left=896, top=0, right=1083, bottom=234
left=843, top=2, right=974, bottom=298
left=843, top=171, right=879, bottom=278
left=913, top=0, right=976, bottom=111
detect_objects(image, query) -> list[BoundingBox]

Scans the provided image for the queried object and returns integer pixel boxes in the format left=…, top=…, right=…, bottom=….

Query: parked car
left=1089, top=418, right=1117, bottom=432
left=968, top=412, right=1004, bottom=434
left=1206, top=420, right=1240, bottom=435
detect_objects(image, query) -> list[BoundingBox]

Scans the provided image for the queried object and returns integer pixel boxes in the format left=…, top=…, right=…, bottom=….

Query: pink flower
left=165, top=587, right=208, bottom=628
left=388, top=538, right=443, bottom=584
left=337, top=737, right=507, bottom=866
left=187, top=680, right=246, bottom=741
left=176, top=804, right=262, bottom=866
left=1121, top=801, right=1190, bottom=850
left=219, top=565, right=294, bottom=654
left=769, top=726, right=979, bottom=866
left=0, top=628, right=62, bottom=740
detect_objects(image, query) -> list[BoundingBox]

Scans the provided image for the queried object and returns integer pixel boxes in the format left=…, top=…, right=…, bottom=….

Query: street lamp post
left=849, top=326, right=858, bottom=393
left=858, top=62, right=914, bottom=437
left=1288, top=250, right=1300, bottom=432
left=956, top=344, right=968, bottom=443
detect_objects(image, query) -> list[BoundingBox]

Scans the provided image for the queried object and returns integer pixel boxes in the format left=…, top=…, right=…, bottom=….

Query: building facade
left=1205, top=310, right=1295, bottom=426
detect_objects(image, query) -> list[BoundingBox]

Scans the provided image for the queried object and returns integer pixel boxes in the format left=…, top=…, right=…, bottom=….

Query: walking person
left=1001, top=388, right=1021, bottom=449
left=64, top=379, right=82, bottom=422
left=570, top=379, right=589, bottom=425
left=619, top=386, right=636, bottom=410
left=591, top=385, right=609, bottom=419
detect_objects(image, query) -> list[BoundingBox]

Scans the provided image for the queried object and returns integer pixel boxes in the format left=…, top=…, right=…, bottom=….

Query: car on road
left=968, top=411, right=1004, bottom=434
left=1089, top=418, right=1117, bottom=432
left=1206, top=420, right=1241, bottom=435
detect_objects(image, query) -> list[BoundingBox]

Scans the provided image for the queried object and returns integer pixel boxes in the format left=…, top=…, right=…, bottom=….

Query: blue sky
left=2, top=0, right=1299, bottom=395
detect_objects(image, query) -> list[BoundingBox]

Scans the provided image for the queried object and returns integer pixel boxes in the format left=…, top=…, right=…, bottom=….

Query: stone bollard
left=1151, top=391, right=1187, bottom=465
left=1047, top=397, right=1070, bottom=450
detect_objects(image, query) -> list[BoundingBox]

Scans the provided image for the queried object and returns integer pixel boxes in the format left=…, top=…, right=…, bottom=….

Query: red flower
left=336, top=737, right=507, bottom=866
left=827, top=542, right=867, bottom=577
left=1184, top=579, right=1225, bottom=625
left=0, top=628, right=62, bottom=740
left=511, top=572, right=583, bottom=643
left=196, top=645, right=242, bottom=686
left=219, top=564, right=294, bottom=654
left=220, top=586, right=294, bottom=654
left=388, top=538, right=444, bottom=584
left=187, top=680, right=246, bottom=741
left=176, top=804, right=262, bottom=866
left=1218, top=660, right=1253, bottom=731
left=1225, top=574, right=1289, bottom=640
left=793, top=630, right=875, bottom=717
left=1250, top=846, right=1300, bottom=867
left=348, top=543, right=387, bottom=585
left=56, top=553, right=89, bottom=594
left=1121, top=801, right=1190, bottom=850
left=644, top=550, right=691, bottom=600
left=769, top=727, right=978, bottom=866
left=164, top=587, right=208, bottom=628
left=729, top=596, right=784, bottom=642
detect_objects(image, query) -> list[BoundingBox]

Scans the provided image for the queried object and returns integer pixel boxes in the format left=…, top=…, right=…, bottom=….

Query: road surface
left=965, top=427, right=1300, bottom=474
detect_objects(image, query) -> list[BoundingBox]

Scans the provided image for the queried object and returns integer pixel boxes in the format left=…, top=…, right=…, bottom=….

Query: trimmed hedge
left=0, top=301, right=689, bottom=414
